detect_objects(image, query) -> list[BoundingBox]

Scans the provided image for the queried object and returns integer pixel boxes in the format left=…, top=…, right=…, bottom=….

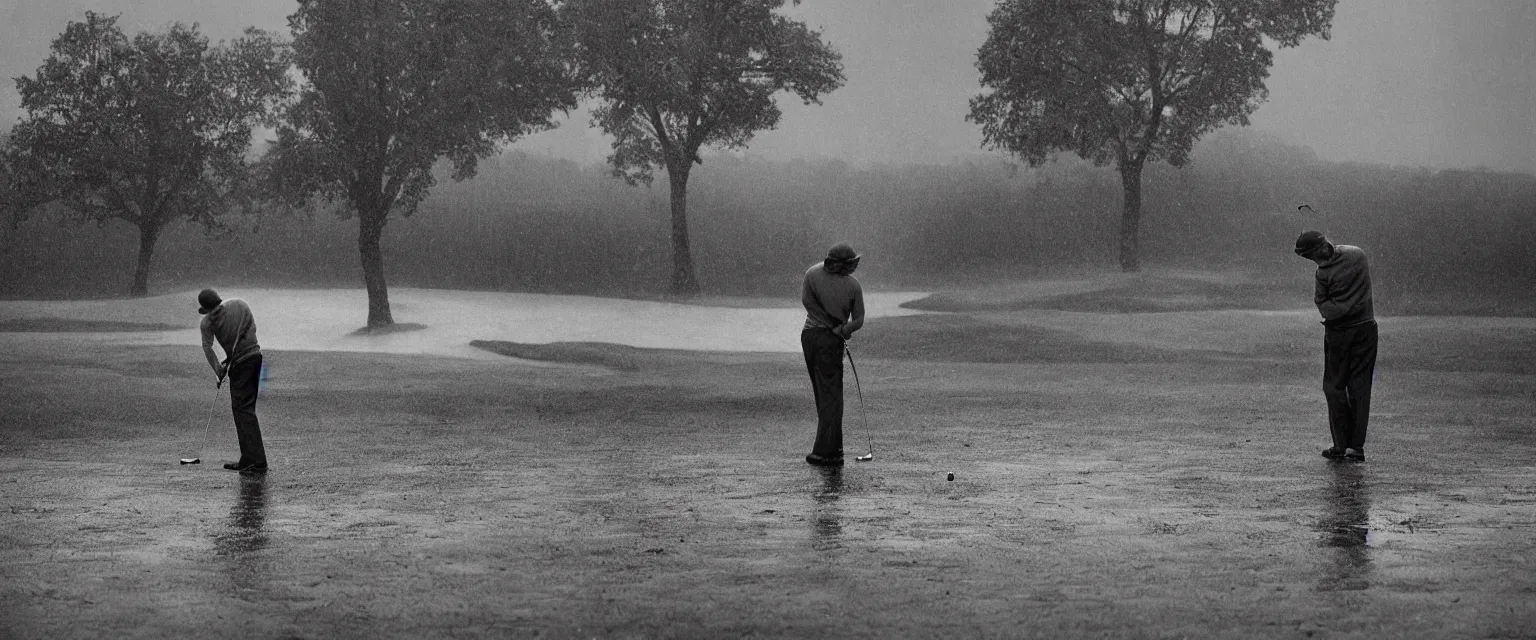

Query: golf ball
left=947, top=473, right=954, bottom=481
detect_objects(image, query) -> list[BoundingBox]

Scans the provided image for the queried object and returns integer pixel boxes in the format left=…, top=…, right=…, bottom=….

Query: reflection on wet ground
left=811, top=467, right=843, bottom=550
left=216, top=475, right=269, bottom=555
left=215, top=475, right=269, bottom=592
left=1316, top=463, right=1372, bottom=591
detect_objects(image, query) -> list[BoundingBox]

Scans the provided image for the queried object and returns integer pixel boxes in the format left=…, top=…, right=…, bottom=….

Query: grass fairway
left=2, top=271, right=1534, bottom=638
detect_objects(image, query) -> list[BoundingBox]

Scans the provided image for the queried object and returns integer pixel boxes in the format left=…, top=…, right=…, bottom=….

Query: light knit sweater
left=1314, top=245, right=1375, bottom=328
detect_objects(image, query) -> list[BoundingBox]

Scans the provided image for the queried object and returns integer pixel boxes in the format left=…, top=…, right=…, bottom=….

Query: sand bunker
left=0, top=288, right=933, bottom=359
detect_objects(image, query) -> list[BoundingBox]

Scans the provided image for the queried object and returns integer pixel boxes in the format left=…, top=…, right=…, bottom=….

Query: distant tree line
left=2, top=0, right=1427, bottom=327
left=5, top=129, right=1534, bottom=315
left=2, top=0, right=845, bottom=328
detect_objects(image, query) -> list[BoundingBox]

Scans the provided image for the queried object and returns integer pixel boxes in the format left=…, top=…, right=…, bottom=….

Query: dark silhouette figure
left=801, top=244, right=865, bottom=466
left=1295, top=231, right=1377, bottom=462
left=198, top=288, right=268, bottom=475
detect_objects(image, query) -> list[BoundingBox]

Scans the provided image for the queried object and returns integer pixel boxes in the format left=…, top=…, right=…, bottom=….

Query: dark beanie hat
left=1294, top=230, right=1329, bottom=256
left=197, top=289, right=222, bottom=315
left=826, top=243, right=861, bottom=262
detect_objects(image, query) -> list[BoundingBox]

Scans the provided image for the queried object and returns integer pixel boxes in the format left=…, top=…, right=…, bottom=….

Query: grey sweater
left=200, top=299, right=262, bottom=371
left=1314, top=245, right=1375, bottom=328
left=801, top=263, right=865, bottom=334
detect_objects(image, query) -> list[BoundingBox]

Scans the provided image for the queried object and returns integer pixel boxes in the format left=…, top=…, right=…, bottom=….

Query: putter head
left=179, top=458, right=200, bottom=465
left=855, top=453, right=873, bottom=462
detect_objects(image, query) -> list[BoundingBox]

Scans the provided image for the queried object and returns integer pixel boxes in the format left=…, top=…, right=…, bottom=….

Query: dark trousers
left=801, top=328, right=845, bottom=458
left=1323, top=322, right=1377, bottom=451
left=228, top=354, right=267, bottom=466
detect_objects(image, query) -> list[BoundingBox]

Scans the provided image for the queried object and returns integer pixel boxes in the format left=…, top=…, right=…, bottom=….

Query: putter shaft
left=845, top=346, right=873, bottom=460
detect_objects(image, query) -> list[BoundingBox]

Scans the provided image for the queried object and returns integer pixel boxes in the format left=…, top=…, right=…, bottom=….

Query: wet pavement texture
left=2, top=284, right=1535, bottom=638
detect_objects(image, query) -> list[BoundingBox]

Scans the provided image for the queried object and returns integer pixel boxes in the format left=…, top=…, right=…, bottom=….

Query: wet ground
left=2, top=271, right=1534, bottom=638
left=0, top=287, right=933, bottom=359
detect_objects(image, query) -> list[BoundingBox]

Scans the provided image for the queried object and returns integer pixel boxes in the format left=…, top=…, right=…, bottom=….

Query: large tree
left=569, top=0, right=843, bottom=294
left=969, top=0, right=1336, bottom=271
left=8, top=13, right=290, bottom=295
left=262, top=0, right=579, bottom=328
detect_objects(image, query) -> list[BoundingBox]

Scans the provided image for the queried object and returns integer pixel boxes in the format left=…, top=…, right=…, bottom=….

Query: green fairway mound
left=471, top=340, right=645, bottom=370
left=1379, top=318, right=1536, bottom=374
left=348, top=322, right=429, bottom=336
left=658, top=294, right=801, bottom=309
left=855, top=314, right=1185, bottom=364
left=903, top=271, right=1303, bottom=314
left=0, top=318, right=183, bottom=333
left=1382, top=288, right=1536, bottom=318
left=1028, top=276, right=1299, bottom=313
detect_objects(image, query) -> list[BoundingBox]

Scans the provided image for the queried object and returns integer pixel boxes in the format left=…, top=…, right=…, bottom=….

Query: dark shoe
left=1343, top=448, right=1365, bottom=462
left=1321, top=447, right=1346, bottom=460
left=239, top=465, right=268, bottom=476
left=223, top=461, right=251, bottom=471
left=805, top=453, right=844, bottom=466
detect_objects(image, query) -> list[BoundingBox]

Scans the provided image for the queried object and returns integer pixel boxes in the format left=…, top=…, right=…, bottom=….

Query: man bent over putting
left=198, top=288, right=268, bottom=476
left=801, top=244, right=865, bottom=466
left=1295, top=231, right=1377, bottom=463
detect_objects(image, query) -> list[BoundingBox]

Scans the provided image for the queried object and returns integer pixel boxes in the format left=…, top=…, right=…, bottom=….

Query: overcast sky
left=3, top=0, right=1532, bottom=174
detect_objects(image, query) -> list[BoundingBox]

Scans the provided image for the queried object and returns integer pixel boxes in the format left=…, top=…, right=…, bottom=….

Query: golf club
left=180, top=324, right=239, bottom=465
left=180, top=382, right=221, bottom=464
left=846, top=345, right=873, bottom=462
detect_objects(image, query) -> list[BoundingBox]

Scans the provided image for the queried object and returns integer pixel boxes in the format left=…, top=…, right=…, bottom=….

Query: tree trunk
left=1117, top=161, right=1144, bottom=273
left=667, top=163, right=700, bottom=295
left=358, top=211, right=394, bottom=328
left=129, top=222, right=161, bottom=297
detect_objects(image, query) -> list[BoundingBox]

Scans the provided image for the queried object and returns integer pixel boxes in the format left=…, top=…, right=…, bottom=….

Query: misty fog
left=1, top=1, right=1532, bottom=310
left=4, top=129, right=1533, bottom=314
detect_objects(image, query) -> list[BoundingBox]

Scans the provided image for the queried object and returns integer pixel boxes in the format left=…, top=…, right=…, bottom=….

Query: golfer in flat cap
left=1295, top=231, right=1377, bottom=463
left=801, top=244, right=865, bottom=466
left=198, top=289, right=267, bottom=476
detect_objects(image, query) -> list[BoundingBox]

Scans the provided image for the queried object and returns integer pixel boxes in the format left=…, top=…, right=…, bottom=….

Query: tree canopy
left=0, top=135, right=52, bottom=230
left=8, top=12, right=290, bottom=295
left=969, top=0, right=1336, bottom=270
left=569, top=0, right=843, bottom=293
left=262, top=0, right=581, bottom=327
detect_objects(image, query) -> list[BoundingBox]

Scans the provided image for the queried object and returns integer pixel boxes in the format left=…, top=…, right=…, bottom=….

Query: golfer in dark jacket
left=198, top=289, right=267, bottom=476
left=801, top=244, right=866, bottom=466
left=1295, top=231, right=1377, bottom=462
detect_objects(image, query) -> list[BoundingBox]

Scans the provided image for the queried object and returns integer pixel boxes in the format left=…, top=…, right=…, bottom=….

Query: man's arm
left=1314, top=275, right=1350, bottom=322
left=200, top=321, right=226, bottom=380
left=837, top=283, right=866, bottom=338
